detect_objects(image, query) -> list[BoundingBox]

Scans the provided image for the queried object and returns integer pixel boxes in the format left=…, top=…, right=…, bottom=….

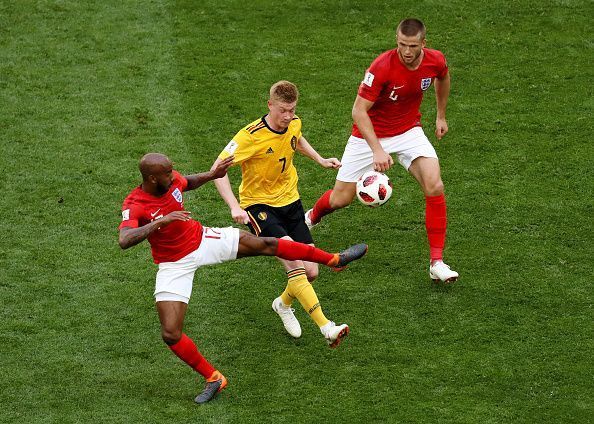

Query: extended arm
left=210, top=157, right=249, bottom=224
left=184, top=156, right=234, bottom=191
left=352, top=95, right=394, bottom=172
left=434, top=70, right=450, bottom=140
left=118, top=211, right=191, bottom=249
left=296, top=136, right=341, bottom=169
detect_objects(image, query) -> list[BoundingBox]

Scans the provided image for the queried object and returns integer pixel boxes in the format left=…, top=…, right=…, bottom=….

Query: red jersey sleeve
left=357, top=52, right=390, bottom=102
left=435, top=51, right=448, bottom=79
left=119, top=202, right=144, bottom=230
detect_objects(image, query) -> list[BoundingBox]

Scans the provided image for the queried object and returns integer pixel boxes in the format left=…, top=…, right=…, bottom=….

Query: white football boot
left=429, top=260, right=459, bottom=283
left=272, top=297, right=302, bottom=338
left=304, top=208, right=317, bottom=230
left=320, top=321, right=349, bottom=348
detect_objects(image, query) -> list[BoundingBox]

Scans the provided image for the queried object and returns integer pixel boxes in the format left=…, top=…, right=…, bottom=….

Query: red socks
left=310, top=189, right=334, bottom=224
left=425, top=194, right=447, bottom=262
left=169, top=333, right=215, bottom=379
left=276, top=238, right=334, bottom=265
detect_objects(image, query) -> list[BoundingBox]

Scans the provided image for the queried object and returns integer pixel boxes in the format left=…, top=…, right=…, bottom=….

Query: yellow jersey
left=219, top=115, right=302, bottom=209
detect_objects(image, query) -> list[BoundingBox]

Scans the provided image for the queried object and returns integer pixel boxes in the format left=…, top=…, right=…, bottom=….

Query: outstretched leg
left=236, top=231, right=368, bottom=269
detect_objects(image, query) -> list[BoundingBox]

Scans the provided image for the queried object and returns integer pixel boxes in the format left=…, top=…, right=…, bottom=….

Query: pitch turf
left=1, top=0, right=592, bottom=422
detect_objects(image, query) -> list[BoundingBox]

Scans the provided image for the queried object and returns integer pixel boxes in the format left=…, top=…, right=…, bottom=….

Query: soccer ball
left=356, top=171, right=393, bottom=207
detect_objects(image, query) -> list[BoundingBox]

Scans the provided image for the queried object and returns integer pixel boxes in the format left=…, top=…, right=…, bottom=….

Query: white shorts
left=336, top=126, right=438, bottom=182
left=154, top=226, right=240, bottom=304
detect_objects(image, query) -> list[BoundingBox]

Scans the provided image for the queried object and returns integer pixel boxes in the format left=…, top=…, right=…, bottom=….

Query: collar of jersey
left=262, top=115, right=288, bottom=135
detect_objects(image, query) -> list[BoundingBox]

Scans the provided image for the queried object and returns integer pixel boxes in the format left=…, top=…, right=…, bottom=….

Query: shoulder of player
left=171, top=170, right=186, bottom=183
left=286, top=116, right=301, bottom=136
left=123, top=186, right=144, bottom=203
left=423, top=48, right=446, bottom=62
left=243, top=116, right=267, bottom=135
left=122, top=189, right=147, bottom=214
left=367, top=49, right=397, bottom=77
left=374, top=49, right=396, bottom=60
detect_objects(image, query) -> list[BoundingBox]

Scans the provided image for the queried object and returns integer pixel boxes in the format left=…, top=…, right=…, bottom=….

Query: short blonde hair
left=270, top=80, right=299, bottom=103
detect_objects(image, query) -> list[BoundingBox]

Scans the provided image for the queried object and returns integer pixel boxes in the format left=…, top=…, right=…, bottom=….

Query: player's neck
left=141, top=182, right=163, bottom=197
left=263, top=115, right=288, bottom=133
left=399, top=49, right=424, bottom=70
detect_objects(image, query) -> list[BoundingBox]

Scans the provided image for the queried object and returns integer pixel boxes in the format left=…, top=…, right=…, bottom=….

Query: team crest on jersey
left=421, top=78, right=432, bottom=91
left=291, top=136, right=297, bottom=151
left=172, top=188, right=183, bottom=203
left=122, top=209, right=130, bottom=221
left=257, top=212, right=267, bottom=221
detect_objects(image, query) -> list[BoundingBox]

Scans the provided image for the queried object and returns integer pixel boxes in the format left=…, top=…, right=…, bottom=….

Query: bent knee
left=425, top=180, right=445, bottom=196
left=161, top=329, right=182, bottom=346
left=306, top=269, right=319, bottom=282
left=263, top=237, right=279, bottom=252
left=330, top=188, right=355, bottom=208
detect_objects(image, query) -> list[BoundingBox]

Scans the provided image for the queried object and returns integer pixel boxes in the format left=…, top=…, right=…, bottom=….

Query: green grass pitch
left=1, top=0, right=592, bottom=422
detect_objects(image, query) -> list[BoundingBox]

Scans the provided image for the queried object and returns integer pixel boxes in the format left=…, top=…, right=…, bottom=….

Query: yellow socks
left=280, top=268, right=330, bottom=327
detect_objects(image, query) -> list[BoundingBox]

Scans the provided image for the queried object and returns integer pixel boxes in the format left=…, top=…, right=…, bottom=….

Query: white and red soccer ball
left=356, top=171, right=393, bottom=207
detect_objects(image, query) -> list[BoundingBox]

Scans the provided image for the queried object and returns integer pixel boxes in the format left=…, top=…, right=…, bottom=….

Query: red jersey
left=353, top=48, right=448, bottom=138
left=119, top=171, right=203, bottom=264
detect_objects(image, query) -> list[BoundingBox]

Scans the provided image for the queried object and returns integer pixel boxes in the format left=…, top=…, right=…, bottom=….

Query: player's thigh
left=236, top=230, right=277, bottom=257
left=384, top=127, right=438, bottom=171
left=156, top=301, right=188, bottom=337
left=285, top=200, right=314, bottom=244
left=330, top=180, right=357, bottom=208
left=155, top=253, right=199, bottom=301
left=408, top=157, right=443, bottom=195
left=336, top=135, right=375, bottom=183
left=194, top=226, right=240, bottom=267
left=245, top=204, right=288, bottom=238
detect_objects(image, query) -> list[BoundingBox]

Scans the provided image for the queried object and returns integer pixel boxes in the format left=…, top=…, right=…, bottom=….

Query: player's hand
left=320, top=157, right=342, bottom=169
left=211, top=156, right=235, bottom=179
left=435, top=118, right=448, bottom=140
left=231, top=206, right=249, bottom=225
left=160, top=211, right=192, bottom=225
left=372, top=149, right=394, bottom=172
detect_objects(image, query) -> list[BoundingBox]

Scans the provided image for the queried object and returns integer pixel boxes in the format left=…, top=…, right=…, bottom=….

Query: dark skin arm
left=119, top=211, right=192, bottom=249
left=185, top=156, right=234, bottom=191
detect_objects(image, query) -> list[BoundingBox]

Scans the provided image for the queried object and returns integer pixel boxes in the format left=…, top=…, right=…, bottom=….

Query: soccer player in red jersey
left=118, top=153, right=367, bottom=404
left=305, top=18, right=458, bottom=283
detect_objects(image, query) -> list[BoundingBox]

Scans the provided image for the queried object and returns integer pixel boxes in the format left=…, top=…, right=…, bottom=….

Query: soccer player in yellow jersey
left=211, top=80, right=352, bottom=347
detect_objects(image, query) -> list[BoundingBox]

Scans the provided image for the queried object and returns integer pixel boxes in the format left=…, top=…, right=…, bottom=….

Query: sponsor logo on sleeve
left=224, top=140, right=238, bottom=155
left=362, top=71, right=375, bottom=87
left=122, top=209, right=130, bottom=221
